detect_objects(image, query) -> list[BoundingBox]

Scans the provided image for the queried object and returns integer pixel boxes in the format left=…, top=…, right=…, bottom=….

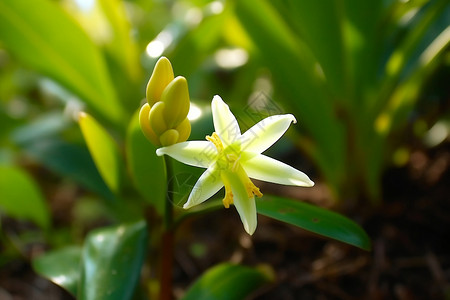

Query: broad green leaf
left=79, top=112, right=124, bottom=194
left=0, top=0, right=124, bottom=124
left=126, top=110, right=166, bottom=215
left=32, top=246, right=81, bottom=296
left=182, top=263, right=272, bottom=300
left=257, top=196, right=371, bottom=250
left=79, top=220, right=148, bottom=300
left=0, top=166, right=50, bottom=229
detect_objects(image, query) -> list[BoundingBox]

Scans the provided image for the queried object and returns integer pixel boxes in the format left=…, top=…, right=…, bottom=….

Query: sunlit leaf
left=0, top=0, right=124, bottom=124
left=387, top=26, right=450, bottom=132
left=79, top=112, right=124, bottom=194
left=79, top=220, right=148, bottom=300
left=257, top=196, right=371, bottom=250
left=182, top=263, right=272, bottom=300
left=126, top=110, right=166, bottom=215
left=97, top=0, right=141, bottom=83
left=0, top=166, right=50, bottom=229
left=374, top=0, right=450, bottom=119
left=32, top=246, right=81, bottom=296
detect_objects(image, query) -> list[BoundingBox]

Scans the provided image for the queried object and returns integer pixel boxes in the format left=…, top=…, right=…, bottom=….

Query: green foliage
left=0, top=0, right=124, bottom=124
left=257, top=196, right=371, bottom=250
left=79, top=112, right=124, bottom=194
left=126, top=110, right=166, bottom=214
left=1, top=0, right=447, bottom=298
left=235, top=0, right=450, bottom=202
left=79, top=220, right=148, bottom=300
left=33, top=221, right=148, bottom=299
left=182, top=263, right=272, bottom=300
left=0, top=166, right=50, bottom=229
left=32, top=246, right=81, bottom=295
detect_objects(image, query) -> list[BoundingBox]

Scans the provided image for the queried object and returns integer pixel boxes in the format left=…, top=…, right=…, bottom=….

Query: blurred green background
left=0, top=0, right=449, bottom=299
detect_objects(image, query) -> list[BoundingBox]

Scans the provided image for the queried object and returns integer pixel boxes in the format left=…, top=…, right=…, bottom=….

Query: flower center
left=206, top=132, right=263, bottom=208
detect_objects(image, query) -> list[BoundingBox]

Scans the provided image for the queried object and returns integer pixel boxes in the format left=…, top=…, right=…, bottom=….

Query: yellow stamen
left=246, top=180, right=263, bottom=198
left=206, top=132, right=224, bottom=152
left=221, top=175, right=233, bottom=208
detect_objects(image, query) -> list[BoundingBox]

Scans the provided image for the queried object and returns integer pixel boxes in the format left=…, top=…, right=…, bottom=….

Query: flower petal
left=156, top=141, right=216, bottom=168
left=184, top=168, right=223, bottom=209
left=211, top=95, right=241, bottom=146
left=240, top=114, right=296, bottom=154
left=242, top=154, right=314, bottom=187
left=222, top=170, right=257, bottom=235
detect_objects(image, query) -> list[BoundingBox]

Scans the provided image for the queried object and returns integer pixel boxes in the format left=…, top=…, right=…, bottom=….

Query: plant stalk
left=159, top=155, right=175, bottom=300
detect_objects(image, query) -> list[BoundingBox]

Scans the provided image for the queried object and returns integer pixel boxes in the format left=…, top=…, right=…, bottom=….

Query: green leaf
left=373, top=0, right=449, bottom=118
left=0, top=166, right=50, bottom=229
left=0, top=0, right=124, bottom=124
left=97, top=0, right=141, bottom=83
left=287, top=0, right=349, bottom=99
left=342, top=0, right=383, bottom=103
left=387, top=27, right=450, bottom=132
left=257, top=196, right=371, bottom=250
left=126, top=110, right=166, bottom=215
left=21, top=138, right=115, bottom=201
left=234, top=0, right=346, bottom=192
left=79, top=112, right=124, bottom=194
left=182, top=263, right=272, bottom=300
left=79, top=220, right=148, bottom=300
left=32, top=246, right=82, bottom=296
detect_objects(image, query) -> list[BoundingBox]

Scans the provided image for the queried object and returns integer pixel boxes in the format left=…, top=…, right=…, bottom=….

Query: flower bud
left=146, top=57, right=174, bottom=105
left=161, top=76, right=190, bottom=128
left=140, top=57, right=191, bottom=147
left=149, top=102, right=167, bottom=135
left=159, top=129, right=179, bottom=146
left=175, top=118, right=191, bottom=143
left=139, top=103, right=159, bottom=145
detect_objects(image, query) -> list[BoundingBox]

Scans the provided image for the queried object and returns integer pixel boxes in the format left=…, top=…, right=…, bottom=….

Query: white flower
left=156, top=95, right=314, bottom=235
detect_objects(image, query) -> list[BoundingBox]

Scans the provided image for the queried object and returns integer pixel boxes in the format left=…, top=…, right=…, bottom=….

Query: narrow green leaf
left=0, top=0, right=124, bottom=124
left=32, top=246, right=82, bottom=296
left=387, top=27, right=450, bottom=132
left=79, top=112, right=124, bottom=194
left=0, top=166, right=50, bottom=229
left=126, top=110, right=166, bottom=215
left=182, top=263, right=272, bottom=300
left=235, top=0, right=346, bottom=192
left=287, top=0, right=349, bottom=99
left=257, top=196, right=371, bottom=250
left=79, top=220, right=148, bottom=300
left=372, top=0, right=449, bottom=117
left=342, top=0, right=383, bottom=103
left=97, top=0, right=141, bottom=83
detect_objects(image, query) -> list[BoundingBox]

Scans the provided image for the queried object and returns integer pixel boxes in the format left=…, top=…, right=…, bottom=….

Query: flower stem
left=164, top=155, right=174, bottom=229
left=159, top=155, right=174, bottom=300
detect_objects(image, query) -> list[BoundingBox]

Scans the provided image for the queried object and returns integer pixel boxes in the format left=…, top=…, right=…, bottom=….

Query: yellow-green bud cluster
left=139, top=57, right=191, bottom=146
